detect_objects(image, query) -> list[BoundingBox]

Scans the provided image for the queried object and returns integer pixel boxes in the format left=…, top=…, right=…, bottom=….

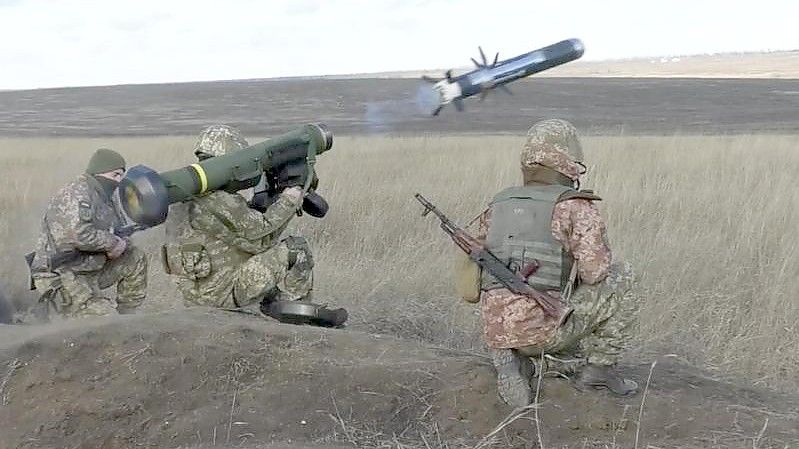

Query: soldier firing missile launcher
left=119, top=123, right=333, bottom=227
left=422, top=38, right=585, bottom=115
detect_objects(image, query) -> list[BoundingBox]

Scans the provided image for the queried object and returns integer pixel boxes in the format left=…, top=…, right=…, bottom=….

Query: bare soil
left=0, top=309, right=796, bottom=449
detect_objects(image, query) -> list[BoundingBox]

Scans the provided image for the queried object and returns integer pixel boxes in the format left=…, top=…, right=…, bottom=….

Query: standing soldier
left=460, top=119, right=639, bottom=406
left=29, top=149, right=148, bottom=317
left=162, top=125, right=345, bottom=325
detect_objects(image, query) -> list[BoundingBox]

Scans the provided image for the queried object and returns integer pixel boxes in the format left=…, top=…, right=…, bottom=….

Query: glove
left=282, top=186, right=303, bottom=203
left=107, top=237, right=127, bottom=260
left=249, top=190, right=276, bottom=213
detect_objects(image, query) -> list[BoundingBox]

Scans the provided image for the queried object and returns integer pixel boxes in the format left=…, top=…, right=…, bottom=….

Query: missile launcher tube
left=120, top=124, right=332, bottom=226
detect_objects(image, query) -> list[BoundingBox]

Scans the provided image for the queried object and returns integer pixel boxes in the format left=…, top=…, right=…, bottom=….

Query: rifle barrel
left=414, top=193, right=453, bottom=224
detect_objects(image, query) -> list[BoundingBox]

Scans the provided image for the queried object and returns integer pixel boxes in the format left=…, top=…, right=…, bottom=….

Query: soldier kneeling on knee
left=28, top=149, right=147, bottom=318
left=458, top=119, right=639, bottom=406
left=162, top=125, right=346, bottom=327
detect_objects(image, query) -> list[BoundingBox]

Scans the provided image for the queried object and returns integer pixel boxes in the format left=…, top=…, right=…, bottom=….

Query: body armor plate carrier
left=482, top=185, right=579, bottom=293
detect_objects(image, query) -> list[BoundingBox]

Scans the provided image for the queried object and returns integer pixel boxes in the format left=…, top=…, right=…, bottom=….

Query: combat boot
left=574, top=364, right=638, bottom=396
left=258, top=287, right=280, bottom=316
left=490, top=348, right=534, bottom=407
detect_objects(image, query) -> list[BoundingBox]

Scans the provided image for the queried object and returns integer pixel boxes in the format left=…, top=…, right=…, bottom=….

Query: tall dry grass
left=0, top=133, right=797, bottom=391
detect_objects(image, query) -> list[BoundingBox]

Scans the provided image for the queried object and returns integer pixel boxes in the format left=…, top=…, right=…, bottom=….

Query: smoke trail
left=362, top=82, right=438, bottom=132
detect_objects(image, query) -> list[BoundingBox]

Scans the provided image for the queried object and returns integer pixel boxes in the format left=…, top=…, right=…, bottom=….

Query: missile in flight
left=422, top=38, right=585, bottom=115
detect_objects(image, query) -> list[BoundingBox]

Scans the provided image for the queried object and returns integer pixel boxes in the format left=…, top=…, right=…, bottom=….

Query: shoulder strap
left=491, top=185, right=574, bottom=204
left=558, top=189, right=602, bottom=202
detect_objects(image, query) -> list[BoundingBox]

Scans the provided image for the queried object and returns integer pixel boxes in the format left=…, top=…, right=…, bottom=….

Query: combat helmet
left=193, top=125, right=250, bottom=160
left=520, top=119, right=585, bottom=183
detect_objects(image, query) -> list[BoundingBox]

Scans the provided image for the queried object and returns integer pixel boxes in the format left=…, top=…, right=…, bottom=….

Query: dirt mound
left=0, top=309, right=797, bottom=449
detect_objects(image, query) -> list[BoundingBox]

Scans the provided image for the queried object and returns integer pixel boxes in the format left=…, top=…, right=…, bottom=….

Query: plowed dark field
left=1, top=78, right=798, bottom=136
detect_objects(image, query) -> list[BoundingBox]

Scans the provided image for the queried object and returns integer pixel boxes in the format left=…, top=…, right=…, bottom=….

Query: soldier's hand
left=107, top=236, right=127, bottom=259
left=249, top=190, right=274, bottom=213
left=283, top=186, right=303, bottom=203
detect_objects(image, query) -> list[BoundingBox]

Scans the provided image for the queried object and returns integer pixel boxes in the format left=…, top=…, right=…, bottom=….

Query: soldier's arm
left=254, top=188, right=303, bottom=237
left=50, top=184, right=118, bottom=253
left=552, top=199, right=611, bottom=285
left=197, top=189, right=301, bottom=244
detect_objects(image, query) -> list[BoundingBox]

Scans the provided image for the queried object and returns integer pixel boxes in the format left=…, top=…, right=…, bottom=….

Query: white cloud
left=0, top=0, right=797, bottom=89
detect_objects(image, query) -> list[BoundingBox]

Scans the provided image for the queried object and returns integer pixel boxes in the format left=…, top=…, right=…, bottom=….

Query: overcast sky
left=0, top=0, right=796, bottom=90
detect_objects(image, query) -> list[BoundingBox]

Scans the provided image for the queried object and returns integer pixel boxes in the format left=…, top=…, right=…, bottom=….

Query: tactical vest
left=481, top=185, right=577, bottom=293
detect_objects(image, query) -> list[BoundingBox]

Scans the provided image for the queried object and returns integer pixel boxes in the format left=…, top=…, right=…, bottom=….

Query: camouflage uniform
left=31, top=174, right=147, bottom=317
left=467, top=119, right=639, bottom=404
left=163, top=125, right=313, bottom=309
left=476, top=200, right=635, bottom=366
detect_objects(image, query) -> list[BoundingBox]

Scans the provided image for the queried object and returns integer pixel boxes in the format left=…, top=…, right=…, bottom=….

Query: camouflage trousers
left=179, top=236, right=314, bottom=309
left=517, top=262, right=639, bottom=368
left=231, top=236, right=314, bottom=307
left=32, top=246, right=148, bottom=318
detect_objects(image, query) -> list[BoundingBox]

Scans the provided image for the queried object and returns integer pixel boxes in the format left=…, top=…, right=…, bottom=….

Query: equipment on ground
left=119, top=124, right=333, bottom=226
left=414, top=193, right=572, bottom=322
left=263, top=300, right=348, bottom=327
left=422, top=39, right=584, bottom=115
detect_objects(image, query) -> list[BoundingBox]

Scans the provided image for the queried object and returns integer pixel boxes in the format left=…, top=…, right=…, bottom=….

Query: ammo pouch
left=41, top=287, right=66, bottom=314
left=31, top=273, right=69, bottom=316
left=282, top=235, right=313, bottom=270
left=162, top=242, right=211, bottom=280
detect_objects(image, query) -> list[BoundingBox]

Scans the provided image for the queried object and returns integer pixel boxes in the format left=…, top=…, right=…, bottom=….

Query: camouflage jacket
left=163, top=190, right=302, bottom=306
left=476, top=197, right=612, bottom=348
left=31, top=174, right=123, bottom=274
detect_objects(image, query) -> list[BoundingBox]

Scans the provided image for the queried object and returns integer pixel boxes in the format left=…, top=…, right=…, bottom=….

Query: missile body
left=426, top=39, right=585, bottom=115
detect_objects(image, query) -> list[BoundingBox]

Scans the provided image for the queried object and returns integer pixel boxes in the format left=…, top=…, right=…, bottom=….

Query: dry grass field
left=1, top=133, right=797, bottom=395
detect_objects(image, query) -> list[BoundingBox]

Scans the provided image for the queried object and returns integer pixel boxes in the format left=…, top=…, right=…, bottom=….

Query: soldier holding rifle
left=29, top=149, right=148, bottom=318
left=417, top=119, right=639, bottom=407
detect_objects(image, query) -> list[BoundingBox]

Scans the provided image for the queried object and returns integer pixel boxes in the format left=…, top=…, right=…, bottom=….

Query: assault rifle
left=414, top=193, right=572, bottom=321
left=25, top=223, right=148, bottom=289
